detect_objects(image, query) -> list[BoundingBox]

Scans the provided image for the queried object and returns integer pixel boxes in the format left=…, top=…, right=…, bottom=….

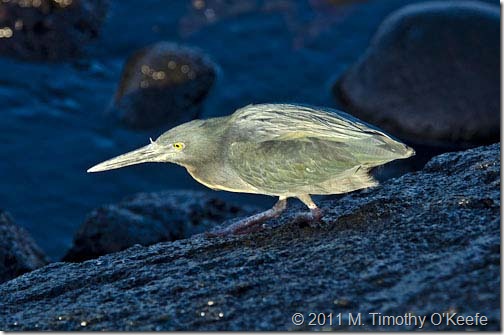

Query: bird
left=88, top=103, right=415, bottom=235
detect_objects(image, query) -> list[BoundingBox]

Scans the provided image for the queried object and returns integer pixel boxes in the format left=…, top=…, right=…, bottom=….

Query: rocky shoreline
left=0, top=144, right=499, bottom=331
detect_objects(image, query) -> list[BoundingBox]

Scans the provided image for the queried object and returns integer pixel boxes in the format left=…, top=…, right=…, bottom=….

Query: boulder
left=112, top=42, right=216, bottom=130
left=0, top=0, right=108, bottom=61
left=334, top=1, right=499, bottom=149
left=62, top=190, right=257, bottom=262
left=0, top=211, right=48, bottom=284
left=0, top=143, right=499, bottom=330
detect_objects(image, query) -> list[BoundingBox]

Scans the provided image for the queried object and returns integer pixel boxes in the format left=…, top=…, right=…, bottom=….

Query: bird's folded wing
left=227, top=138, right=375, bottom=195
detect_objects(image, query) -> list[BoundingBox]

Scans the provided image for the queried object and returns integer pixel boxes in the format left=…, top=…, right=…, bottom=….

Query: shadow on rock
left=62, top=190, right=259, bottom=262
left=0, top=211, right=48, bottom=284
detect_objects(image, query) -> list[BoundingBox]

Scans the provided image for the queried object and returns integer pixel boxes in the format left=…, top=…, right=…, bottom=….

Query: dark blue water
left=1, top=0, right=475, bottom=260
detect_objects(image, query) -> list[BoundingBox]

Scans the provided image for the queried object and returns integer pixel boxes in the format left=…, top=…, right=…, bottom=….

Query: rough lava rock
left=334, top=1, right=499, bottom=149
left=62, top=190, right=257, bottom=262
left=112, top=42, right=216, bottom=130
left=0, top=144, right=499, bottom=330
left=0, top=211, right=48, bottom=284
left=0, top=0, right=108, bottom=61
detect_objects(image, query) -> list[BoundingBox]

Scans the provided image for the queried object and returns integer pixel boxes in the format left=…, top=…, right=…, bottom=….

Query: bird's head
left=87, top=119, right=216, bottom=173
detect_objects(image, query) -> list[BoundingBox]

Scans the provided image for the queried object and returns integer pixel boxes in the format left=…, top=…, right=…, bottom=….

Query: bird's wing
left=227, top=104, right=411, bottom=166
left=228, top=103, right=391, bottom=143
left=227, top=137, right=376, bottom=195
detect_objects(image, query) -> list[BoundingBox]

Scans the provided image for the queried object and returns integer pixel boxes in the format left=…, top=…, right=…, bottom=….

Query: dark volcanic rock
left=0, top=0, right=108, bottom=61
left=334, top=1, right=499, bottom=149
left=0, top=144, right=499, bottom=331
left=112, top=42, right=216, bottom=130
left=0, top=211, right=48, bottom=284
left=62, top=190, right=256, bottom=262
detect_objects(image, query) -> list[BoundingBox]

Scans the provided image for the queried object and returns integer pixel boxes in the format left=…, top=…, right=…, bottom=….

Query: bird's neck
left=184, top=160, right=254, bottom=193
left=183, top=152, right=226, bottom=189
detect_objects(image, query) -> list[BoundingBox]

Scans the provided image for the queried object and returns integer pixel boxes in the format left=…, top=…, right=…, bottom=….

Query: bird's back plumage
left=228, top=104, right=392, bottom=142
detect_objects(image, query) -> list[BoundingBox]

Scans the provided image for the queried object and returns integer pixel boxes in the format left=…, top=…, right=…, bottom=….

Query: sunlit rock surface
left=0, top=211, right=48, bottom=284
left=112, top=42, right=216, bottom=129
left=62, top=190, right=258, bottom=262
left=0, top=144, right=499, bottom=331
left=334, top=1, right=499, bottom=149
left=0, top=0, right=108, bottom=61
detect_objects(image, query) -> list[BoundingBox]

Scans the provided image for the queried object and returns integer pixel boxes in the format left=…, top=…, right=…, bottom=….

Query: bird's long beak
left=87, top=143, right=163, bottom=173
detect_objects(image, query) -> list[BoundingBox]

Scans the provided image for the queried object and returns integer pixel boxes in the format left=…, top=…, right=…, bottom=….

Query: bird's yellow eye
left=173, top=142, right=185, bottom=151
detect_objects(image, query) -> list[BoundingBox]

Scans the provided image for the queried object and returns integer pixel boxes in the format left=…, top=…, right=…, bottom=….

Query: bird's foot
left=206, top=199, right=287, bottom=237
left=292, top=207, right=324, bottom=226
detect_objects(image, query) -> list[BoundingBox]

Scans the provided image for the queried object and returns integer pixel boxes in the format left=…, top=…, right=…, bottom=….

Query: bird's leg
left=207, top=197, right=288, bottom=237
left=293, top=194, right=323, bottom=223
